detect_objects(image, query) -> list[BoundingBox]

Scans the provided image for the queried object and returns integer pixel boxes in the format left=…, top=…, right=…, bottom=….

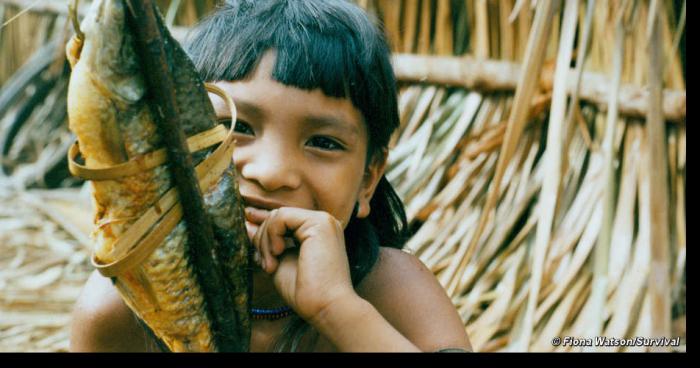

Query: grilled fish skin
left=66, top=0, right=250, bottom=351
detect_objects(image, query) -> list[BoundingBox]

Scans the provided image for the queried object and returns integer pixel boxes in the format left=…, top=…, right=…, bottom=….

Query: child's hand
left=245, top=206, right=358, bottom=322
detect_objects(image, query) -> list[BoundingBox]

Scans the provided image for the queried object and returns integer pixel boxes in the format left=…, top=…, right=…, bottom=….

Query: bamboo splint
left=67, top=83, right=236, bottom=277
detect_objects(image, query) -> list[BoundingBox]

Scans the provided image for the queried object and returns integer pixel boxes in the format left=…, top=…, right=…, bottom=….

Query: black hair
left=185, top=0, right=410, bottom=351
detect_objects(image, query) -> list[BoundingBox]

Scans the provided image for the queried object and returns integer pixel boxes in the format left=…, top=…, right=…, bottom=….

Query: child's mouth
left=241, top=195, right=284, bottom=212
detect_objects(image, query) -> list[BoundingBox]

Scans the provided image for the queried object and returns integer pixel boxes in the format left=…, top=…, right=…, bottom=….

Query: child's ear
left=356, top=149, right=388, bottom=219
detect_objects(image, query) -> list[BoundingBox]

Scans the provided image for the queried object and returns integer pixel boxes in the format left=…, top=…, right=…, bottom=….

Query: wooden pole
left=124, top=0, right=243, bottom=352
left=645, top=0, right=671, bottom=352
left=392, top=53, right=686, bottom=122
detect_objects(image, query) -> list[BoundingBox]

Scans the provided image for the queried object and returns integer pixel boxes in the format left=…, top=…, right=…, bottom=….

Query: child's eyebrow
left=229, top=99, right=266, bottom=121
left=303, top=115, right=360, bottom=138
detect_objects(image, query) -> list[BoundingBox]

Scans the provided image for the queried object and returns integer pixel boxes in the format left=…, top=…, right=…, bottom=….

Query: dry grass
left=0, top=179, right=93, bottom=352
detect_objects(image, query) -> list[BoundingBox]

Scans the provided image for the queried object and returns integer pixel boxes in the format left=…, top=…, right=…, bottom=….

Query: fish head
left=77, top=0, right=145, bottom=103
left=67, top=0, right=150, bottom=168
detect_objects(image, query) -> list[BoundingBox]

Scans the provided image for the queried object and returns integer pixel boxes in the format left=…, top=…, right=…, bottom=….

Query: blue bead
left=250, top=306, right=293, bottom=316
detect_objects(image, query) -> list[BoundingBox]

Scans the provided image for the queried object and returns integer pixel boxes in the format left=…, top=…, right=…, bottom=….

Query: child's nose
left=237, top=143, right=302, bottom=192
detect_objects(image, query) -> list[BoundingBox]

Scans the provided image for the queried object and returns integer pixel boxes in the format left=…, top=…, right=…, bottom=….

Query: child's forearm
left=309, top=295, right=421, bottom=352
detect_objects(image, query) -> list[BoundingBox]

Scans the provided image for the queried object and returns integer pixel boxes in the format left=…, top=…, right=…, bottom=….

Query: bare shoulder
left=70, top=270, right=153, bottom=352
left=356, top=247, right=473, bottom=352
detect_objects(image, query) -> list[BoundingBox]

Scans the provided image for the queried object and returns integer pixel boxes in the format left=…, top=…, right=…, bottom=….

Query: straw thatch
left=0, top=180, right=93, bottom=352
left=364, top=0, right=685, bottom=352
left=0, top=0, right=686, bottom=352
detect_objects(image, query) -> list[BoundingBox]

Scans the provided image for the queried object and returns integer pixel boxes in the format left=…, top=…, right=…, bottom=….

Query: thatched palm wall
left=362, top=0, right=686, bottom=352
left=0, top=0, right=685, bottom=352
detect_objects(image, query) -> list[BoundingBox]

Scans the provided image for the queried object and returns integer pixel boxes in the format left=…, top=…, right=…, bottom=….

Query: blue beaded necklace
left=250, top=306, right=294, bottom=321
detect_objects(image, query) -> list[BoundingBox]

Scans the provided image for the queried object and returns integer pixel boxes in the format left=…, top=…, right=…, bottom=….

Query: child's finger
left=245, top=206, right=270, bottom=224
left=254, top=216, right=278, bottom=273
left=245, top=221, right=258, bottom=241
left=252, top=218, right=269, bottom=271
left=256, top=210, right=301, bottom=273
left=267, top=210, right=289, bottom=257
left=265, top=207, right=342, bottom=246
left=262, top=226, right=280, bottom=273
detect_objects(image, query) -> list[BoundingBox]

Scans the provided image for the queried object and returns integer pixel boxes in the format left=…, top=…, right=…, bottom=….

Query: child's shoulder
left=358, top=247, right=440, bottom=298
left=70, top=270, right=152, bottom=351
left=356, top=247, right=472, bottom=351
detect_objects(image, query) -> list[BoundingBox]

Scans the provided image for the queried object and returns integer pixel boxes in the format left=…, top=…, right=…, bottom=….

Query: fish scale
left=65, top=0, right=251, bottom=352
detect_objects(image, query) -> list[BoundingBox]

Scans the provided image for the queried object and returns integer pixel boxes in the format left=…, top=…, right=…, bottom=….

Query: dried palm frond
left=365, top=0, right=685, bottom=352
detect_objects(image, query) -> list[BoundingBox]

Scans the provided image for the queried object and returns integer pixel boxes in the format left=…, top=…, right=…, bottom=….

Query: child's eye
left=218, top=118, right=254, bottom=135
left=233, top=120, right=254, bottom=135
left=235, top=121, right=254, bottom=135
left=307, top=136, right=344, bottom=151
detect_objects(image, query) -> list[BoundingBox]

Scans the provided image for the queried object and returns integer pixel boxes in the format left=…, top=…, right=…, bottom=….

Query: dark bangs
left=184, top=0, right=399, bottom=158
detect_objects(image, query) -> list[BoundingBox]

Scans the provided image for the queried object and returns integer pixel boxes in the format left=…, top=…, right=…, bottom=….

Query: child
left=70, top=0, right=472, bottom=352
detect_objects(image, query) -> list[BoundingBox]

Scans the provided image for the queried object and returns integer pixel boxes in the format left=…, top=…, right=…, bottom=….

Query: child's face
left=208, top=52, right=386, bottom=236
